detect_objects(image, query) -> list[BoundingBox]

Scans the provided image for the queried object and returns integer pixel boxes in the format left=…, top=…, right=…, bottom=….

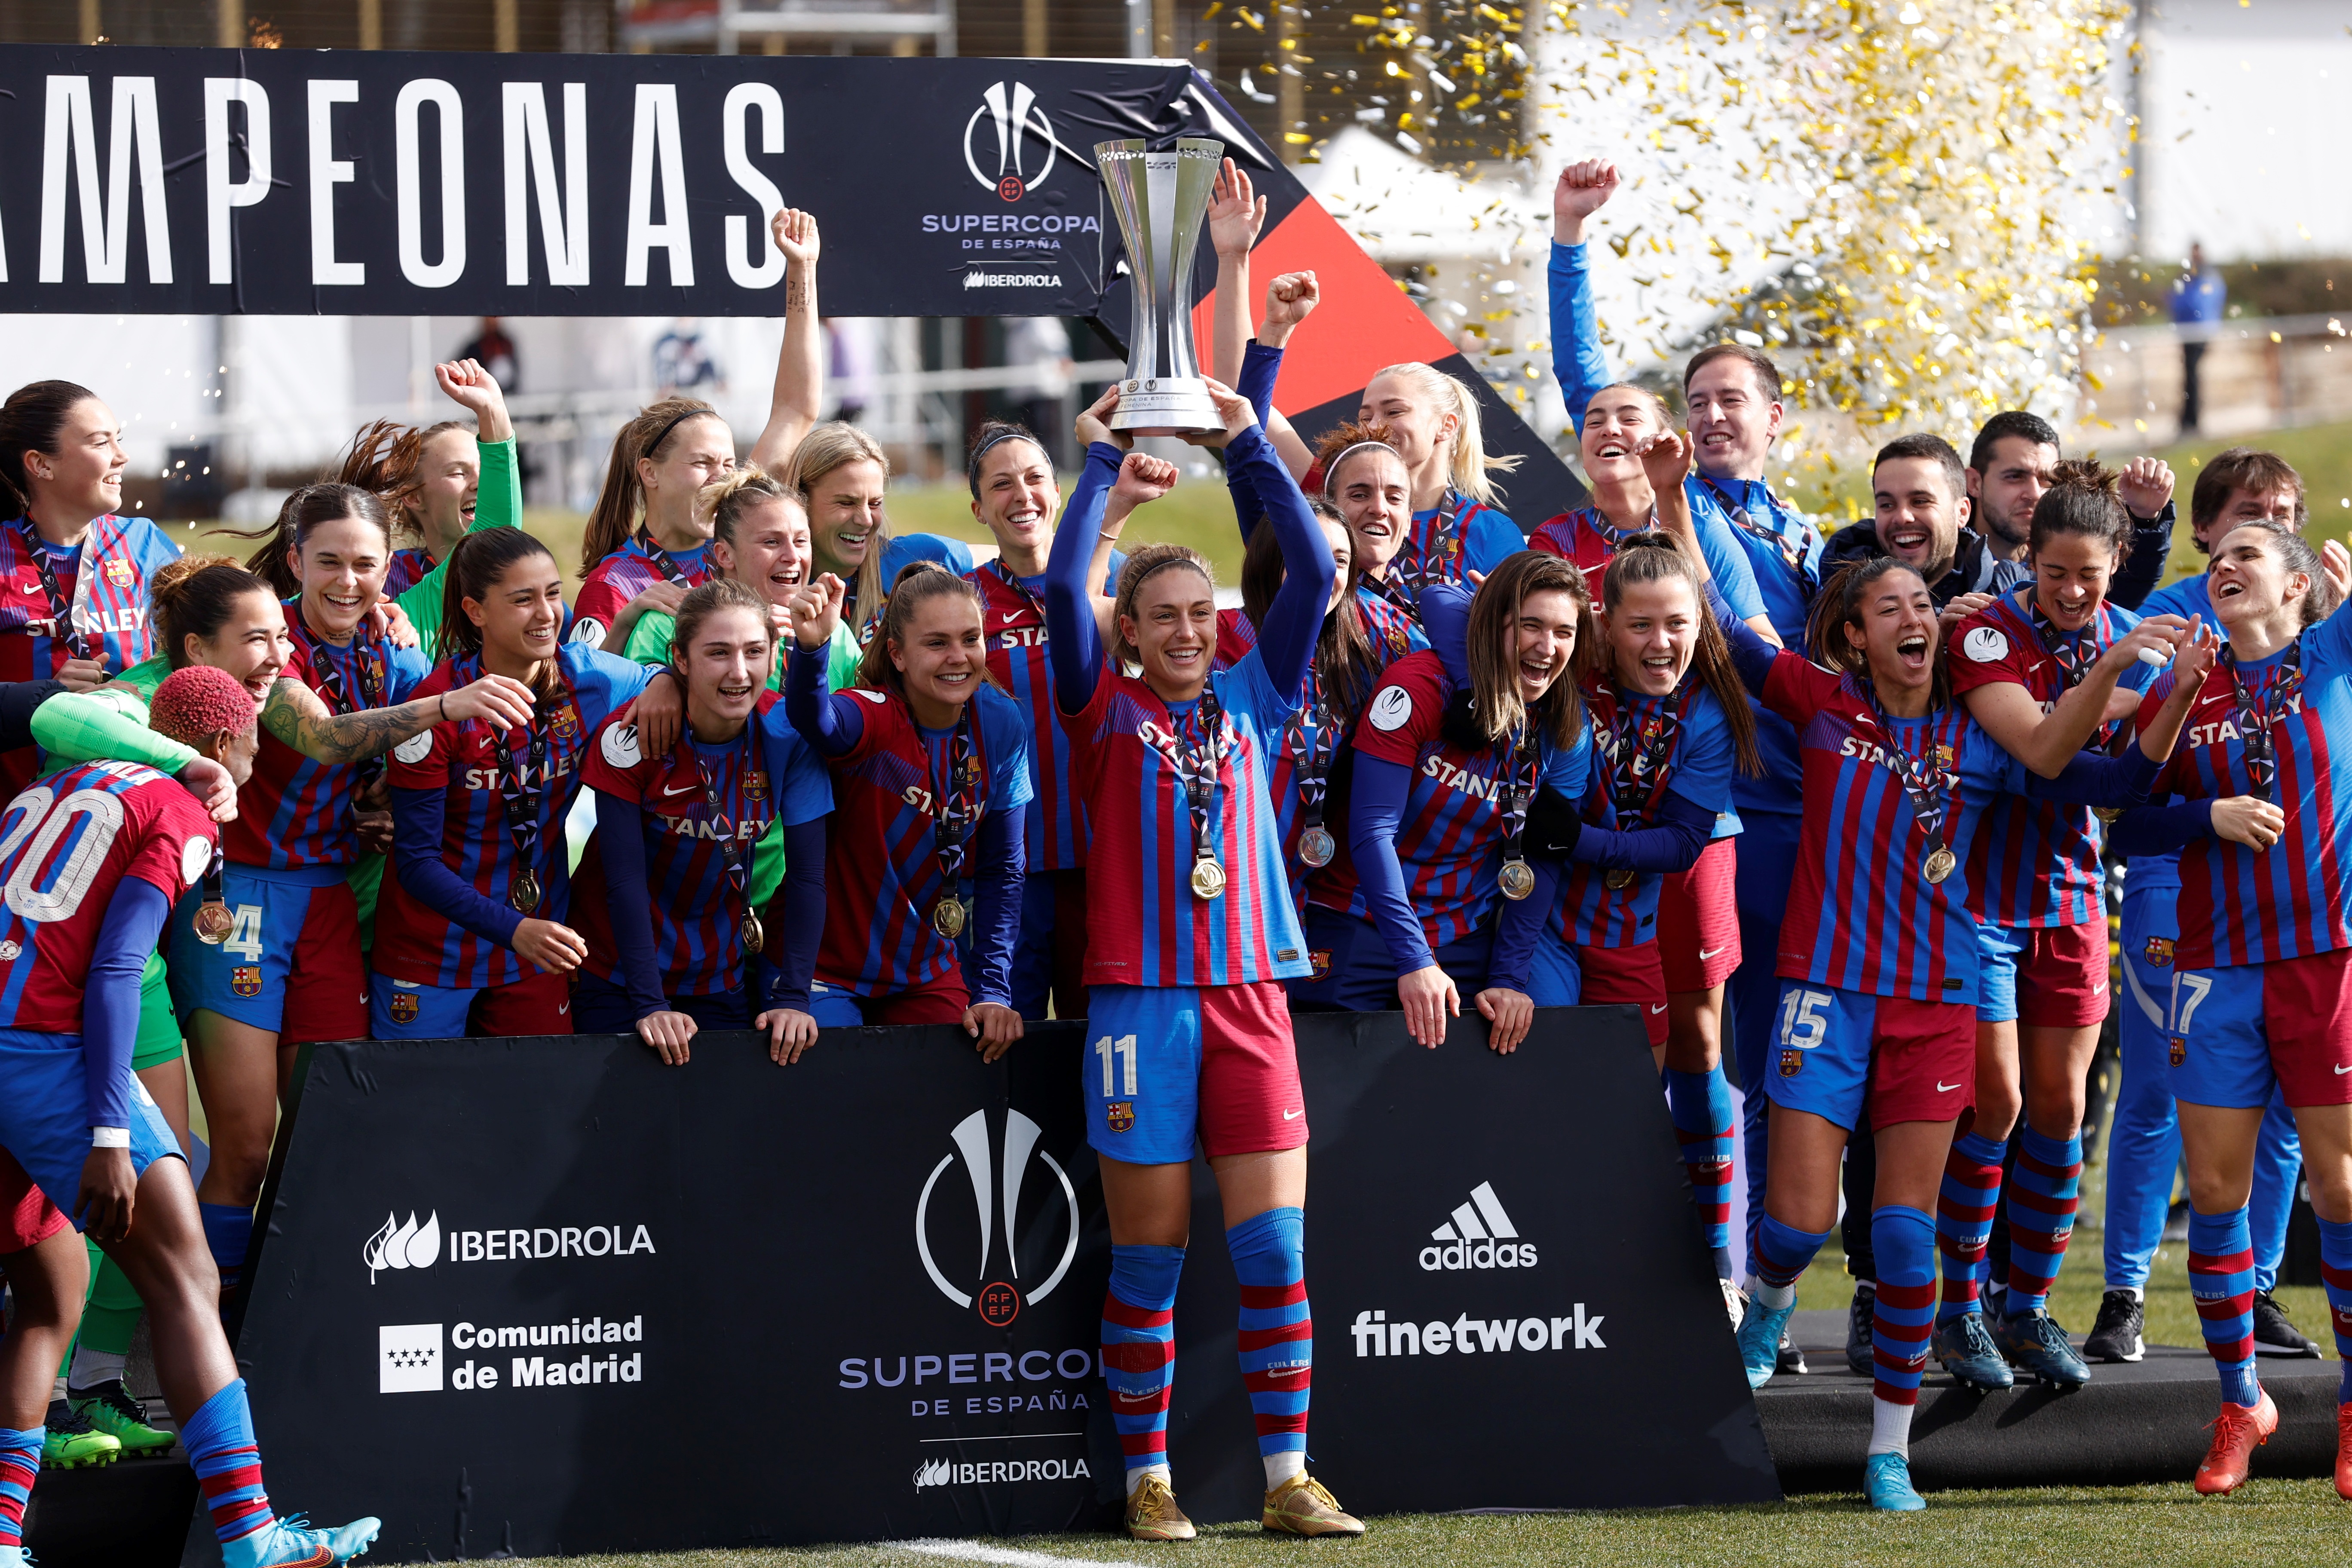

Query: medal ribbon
left=303, top=626, right=390, bottom=787
left=483, top=664, right=550, bottom=903
left=632, top=527, right=697, bottom=589
left=1697, top=472, right=1816, bottom=591
left=684, top=722, right=769, bottom=931
left=1595, top=686, right=1686, bottom=828
left=928, top=704, right=980, bottom=892
left=1140, top=686, right=1227, bottom=876
left=1396, top=490, right=1466, bottom=601
left=1495, top=721, right=1538, bottom=862
left=1861, top=694, right=1957, bottom=859
left=985, top=559, right=1048, bottom=625
left=1282, top=666, right=1337, bottom=831
left=2221, top=640, right=2304, bottom=804
left=14, top=520, right=92, bottom=660
left=2028, top=599, right=2102, bottom=689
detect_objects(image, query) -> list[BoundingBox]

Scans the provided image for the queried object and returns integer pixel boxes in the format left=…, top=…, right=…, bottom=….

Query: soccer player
left=2090, top=448, right=2333, bottom=1365
left=1296, top=560, right=1592, bottom=1039
left=0, top=380, right=183, bottom=799
left=1047, top=382, right=1360, bottom=1540
left=1963, top=412, right=2174, bottom=607
left=1352, top=362, right=1523, bottom=602
left=332, top=416, right=477, bottom=600
left=373, top=529, right=663, bottom=1038
left=371, top=358, right=526, bottom=655
left=575, top=579, right=828, bottom=1063
left=790, top=423, right=974, bottom=648
left=962, top=420, right=1124, bottom=1019
left=0, top=663, right=382, bottom=1567
left=783, top=564, right=1028, bottom=1042
left=1938, top=463, right=2190, bottom=1390
left=2119, top=521, right=2352, bottom=1496
left=1691, top=548, right=2203, bottom=1512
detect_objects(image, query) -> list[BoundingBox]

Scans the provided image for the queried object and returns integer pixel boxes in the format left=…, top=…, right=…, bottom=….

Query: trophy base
left=1108, top=377, right=1223, bottom=438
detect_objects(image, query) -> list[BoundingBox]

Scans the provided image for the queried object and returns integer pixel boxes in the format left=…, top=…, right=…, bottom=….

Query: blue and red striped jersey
left=227, top=610, right=427, bottom=871
left=568, top=537, right=714, bottom=649
left=383, top=546, right=437, bottom=601
left=1556, top=677, right=1737, bottom=949
left=373, top=645, right=652, bottom=988
left=1215, top=585, right=1425, bottom=674
left=967, top=556, right=1118, bottom=873
left=1065, top=652, right=1311, bottom=988
left=0, top=761, right=215, bottom=1035
left=0, top=514, right=180, bottom=799
left=1948, top=587, right=2150, bottom=927
left=1688, top=476, right=1821, bottom=824
left=1399, top=493, right=1522, bottom=600
left=816, top=684, right=1032, bottom=996
left=1528, top=505, right=1769, bottom=625
left=2142, top=607, right=2352, bottom=968
left=1761, top=655, right=2037, bottom=1004
left=573, top=692, right=831, bottom=997
left=1324, top=649, right=1589, bottom=949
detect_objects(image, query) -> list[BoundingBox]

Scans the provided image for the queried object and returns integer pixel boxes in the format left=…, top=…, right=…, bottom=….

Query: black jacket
left=1821, top=503, right=2174, bottom=612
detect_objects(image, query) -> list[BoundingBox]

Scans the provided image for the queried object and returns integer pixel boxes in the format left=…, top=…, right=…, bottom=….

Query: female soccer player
left=0, top=663, right=381, bottom=1568
left=1706, top=550, right=2204, bottom=1511
left=783, top=564, right=1028, bottom=1041
left=1295, top=559, right=1591, bottom=1044
left=2121, top=521, right=2352, bottom=1496
left=334, top=415, right=478, bottom=599
left=1937, top=463, right=2190, bottom=1390
left=0, top=380, right=184, bottom=798
left=575, top=579, right=828, bottom=1063
left=373, top=530, right=665, bottom=1038
left=790, top=423, right=974, bottom=646
left=1047, top=383, right=1360, bottom=1540
left=960, top=420, right=1125, bottom=1019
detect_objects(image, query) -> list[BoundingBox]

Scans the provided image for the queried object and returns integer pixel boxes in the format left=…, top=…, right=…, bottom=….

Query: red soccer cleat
left=2194, top=1392, right=2278, bottom=1496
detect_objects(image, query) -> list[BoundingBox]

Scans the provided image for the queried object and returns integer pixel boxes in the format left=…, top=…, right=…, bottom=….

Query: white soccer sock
left=1867, top=1395, right=1912, bottom=1460
left=2120, top=1284, right=2144, bottom=1302
left=1125, top=1462, right=1170, bottom=1498
left=1753, top=1279, right=1797, bottom=1311
left=67, top=1347, right=126, bottom=1393
left=1263, top=1451, right=1305, bottom=1488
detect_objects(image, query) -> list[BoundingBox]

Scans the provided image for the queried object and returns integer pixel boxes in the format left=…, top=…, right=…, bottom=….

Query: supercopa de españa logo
left=916, top=1109, right=1078, bottom=1325
left=964, top=80, right=1056, bottom=202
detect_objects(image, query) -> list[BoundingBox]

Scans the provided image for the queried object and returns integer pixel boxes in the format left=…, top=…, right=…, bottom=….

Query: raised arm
left=1046, top=402, right=1131, bottom=714
left=1208, top=158, right=1266, bottom=394
left=1548, top=159, right=1621, bottom=435
left=398, top=360, right=519, bottom=639
left=749, top=208, right=825, bottom=474
left=2107, top=458, right=2177, bottom=612
left=1226, top=416, right=1335, bottom=707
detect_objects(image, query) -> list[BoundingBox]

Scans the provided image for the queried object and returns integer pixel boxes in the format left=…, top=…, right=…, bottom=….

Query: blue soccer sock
left=2318, top=1216, right=2352, bottom=1405
left=1936, top=1131, right=2006, bottom=1324
left=1228, top=1207, right=1311, bottom=1488
left=200, top=1202, right=253, bottom=1299
left=1100, top=1244, right=1183, bottom=1494
left=180, top=1379, right=275, bottom=1545
left=0, top=1426, right=39, bottom=1547
left=1868, top=1207, right=1937, bottom=1458
left=1665, top=1066, right=1736, bottom=1265
left=2187, top=1208, right=2260, bottom=1409
left=1747, top=1213, right=1831, bottom=1307
left=2003, top=1125, right=2082, bottom=1315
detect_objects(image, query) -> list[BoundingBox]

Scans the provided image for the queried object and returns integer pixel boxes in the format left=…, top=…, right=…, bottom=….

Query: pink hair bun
left=149, top=665, right=258, bottom=749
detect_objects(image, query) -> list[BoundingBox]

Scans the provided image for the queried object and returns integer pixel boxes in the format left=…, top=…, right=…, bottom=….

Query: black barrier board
left=228, top=1009, right=1772, bottom=1562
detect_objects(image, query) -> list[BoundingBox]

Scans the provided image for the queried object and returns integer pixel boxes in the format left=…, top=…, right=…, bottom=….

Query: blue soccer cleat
left=1864, top=1451, right=1925, bottom=1511
left=1932, top=1311, right=2015, bottom=1392
left=1993, top=1308, right=2091, bottom=1389
left=1737, top=1294, right=1797, bottom=1389
left=223, top=1513, right=382, bottom=1567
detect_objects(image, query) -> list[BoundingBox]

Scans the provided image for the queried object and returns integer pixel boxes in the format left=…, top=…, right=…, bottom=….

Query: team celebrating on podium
left=0, top=154, right=2344, bottom=1562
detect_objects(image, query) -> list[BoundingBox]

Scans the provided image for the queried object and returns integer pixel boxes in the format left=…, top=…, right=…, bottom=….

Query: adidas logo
left=1418, top=1181, right=1538, bottom=1272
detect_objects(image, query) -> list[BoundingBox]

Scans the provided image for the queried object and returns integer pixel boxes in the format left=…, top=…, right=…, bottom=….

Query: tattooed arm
left=260, top=673, right=539, bottom=765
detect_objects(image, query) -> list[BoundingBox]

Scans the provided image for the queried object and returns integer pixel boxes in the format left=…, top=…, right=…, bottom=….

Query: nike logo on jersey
left=1283, top=1108, right=1303, bottom=1120
left=662, top=782, right=700, bottom=797
left=1698, top=946, right=1725, bottom=962
left=1649, top=1004, right=1667, bottom=1014
left=2336, top=1064, right=2352, bottom=1076
left=1936, top=1080, right=1962, bottom=1092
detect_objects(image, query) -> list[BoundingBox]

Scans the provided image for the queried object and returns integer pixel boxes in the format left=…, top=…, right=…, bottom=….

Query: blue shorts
left=372, top=966, right=572, bottom=1038
left=0, top=1030, right=181, bottom=1225
left=1975, top=920, right=2021, bottom=1026
left=169, top=864, right=368, bottom=1044
left=572, top=972, right=749, bottom=1034
left=2168, top=949, right=2352, bottom=1109
left=1764, top=979, right=1975, bottom=1133
left=1085, top=982, right=1305, bottom=1165
left=1288, top=905, right=1493, bottom=1011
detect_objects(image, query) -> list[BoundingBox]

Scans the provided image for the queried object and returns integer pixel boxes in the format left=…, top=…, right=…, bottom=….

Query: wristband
left=92, top=1126, right=130, bottom=1148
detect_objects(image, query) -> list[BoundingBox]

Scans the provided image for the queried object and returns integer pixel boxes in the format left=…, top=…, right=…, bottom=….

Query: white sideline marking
left=888, top=1540, right=1135, bottom=1568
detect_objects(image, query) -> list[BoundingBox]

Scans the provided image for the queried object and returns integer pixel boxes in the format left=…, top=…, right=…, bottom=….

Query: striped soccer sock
left=1665, top=1066, right=1736, bottom=1264
left=199, top=1202, right=253, bottom=1302
left=2003, top=1125, right=2082, bottom=1315
left=180, top=1379, right=275, bottom=1546
left=1101, top=1244, right=1184, bottom=1495
left=1869, top=1206, right=1937, bottom=1458
left=1936, top=1132, right=2006, bottom=1323
left=0, top=1426, right=40, bottom=1548
left=1747, top=1213, right=1831, bottom=1308
left=1228, top=1207, right=1312, bottom=1488
left=2187, top=1208, right=2260, bottom=1409
left=2318, top=1216, right=2352, bottom=1405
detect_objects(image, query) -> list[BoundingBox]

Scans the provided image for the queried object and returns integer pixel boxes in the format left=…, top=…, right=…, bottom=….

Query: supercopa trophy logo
left=916, top=1109, right=1078, bottom=1325
left=363, top=1211, right=441, bottom=1283
left=964, top=81, right=1057, bottom=203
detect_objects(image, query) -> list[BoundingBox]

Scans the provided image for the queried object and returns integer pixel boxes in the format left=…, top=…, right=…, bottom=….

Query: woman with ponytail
left=1354, top=361, right=1526, bottom=598
left=784, top=563, right=1028, bottom=1039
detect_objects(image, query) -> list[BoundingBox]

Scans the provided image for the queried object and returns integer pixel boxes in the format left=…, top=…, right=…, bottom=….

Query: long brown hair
left=1112, top=544, right=1217, bottom=669
left=438, top=526, right=558, bottom=665
left=1463, top=551, right=1591, bottom=752
left=582, top=399, right=722, bottom=573
left=0, top=380, right=101, bottom=514
left=1598, top=533, right=1762, bottom=777
left=151, top=554, right=275, bottom=669
left=1240, top=503, right=1378, bottom=721
left=1805, top=557, right=1950, bottom=707
left=233, top=482, right=391, bottom=598
left=853, top=561, right=1002, bottom=699
left=332, top=418, right=469, bottom=542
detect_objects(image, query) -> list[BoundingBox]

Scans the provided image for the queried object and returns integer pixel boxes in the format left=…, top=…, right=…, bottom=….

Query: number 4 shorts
left=1766, top=977, right=1975, bottom=1132
left=1083, top=981, right=1307, bottom=1165
left=168, top=864, right=368, bottom=1045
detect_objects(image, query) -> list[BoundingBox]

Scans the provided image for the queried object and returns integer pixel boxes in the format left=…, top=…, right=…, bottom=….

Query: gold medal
left=509, top=870, right=542, bottom=913
left=1498, top=858, right=1535, bottom=901
left=2092, top=806, right=2123, bottom=825
left=741, top=913, right=765, bottom=954
left=1923, top=846, right=1957, bottom=885
left=193, top=901, right=233, bottom=945
left=932, top=897, right=967, bottom=940
left=1605, top=867, right=1636, bottom=891
left=1190, top=857, right=1227, bottom=901
left=1298, top=825, right=1335, bottom=869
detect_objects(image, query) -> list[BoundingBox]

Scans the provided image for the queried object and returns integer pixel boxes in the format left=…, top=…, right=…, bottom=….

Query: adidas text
left=1421, top=1180, right=1534, bottom=1270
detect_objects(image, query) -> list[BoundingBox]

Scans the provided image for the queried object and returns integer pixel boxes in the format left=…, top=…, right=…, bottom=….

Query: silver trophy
left=1095, top=137, right=1225, bottom=436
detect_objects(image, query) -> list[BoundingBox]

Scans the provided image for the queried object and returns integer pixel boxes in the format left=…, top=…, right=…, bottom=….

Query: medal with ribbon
left=632, top=527, right=698, bottom=589
left=12, top=520, right=92, bottom=660
left=1494, top=721, right=1540, bottom=900
left=1592, top=685, right=1685, bottom=890
left=191, top=844, right=232, bottom=944
left=1398, top=490, right=1467, bottom=602
left=488, top=674, right=551, bottom=915
left=927, top=706, right=979, bottom=938
left=1698, top=472, right=1816, bottom=595
left=305, top=631, right=390, bottom=787
left=684, top=721, right=772, bottom=955
left=1285, top=667, right=1339, bottom=870
left=2222, top=640, right=2303, bottom=805
left=1862, top=694, right=1960, bottom=883
left=1142, top=688, right=1230, bottom=900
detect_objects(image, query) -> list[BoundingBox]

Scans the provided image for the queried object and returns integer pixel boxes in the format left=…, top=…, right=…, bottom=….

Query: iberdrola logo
left=364, top=1211, right=442, bottom=1283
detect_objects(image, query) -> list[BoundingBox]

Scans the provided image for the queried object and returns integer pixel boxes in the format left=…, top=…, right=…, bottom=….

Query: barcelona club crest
left=549, top=704, right=581, bottom=741
left=2168, top=1035, right=2188, bottom=1068
left=2144, top=937, right=2175, bottom=968
left=1106, top=1101, right=1135, bottom=1134
left=1308, top=949, right=1332, bottom=981
left=104, top=558, right=135, bottom=587
left=230, top=965, right=263, bottom=998
left=1778, top=1048, right=1804, bottom=1078
left=388, top=991, right=420, bottom=1025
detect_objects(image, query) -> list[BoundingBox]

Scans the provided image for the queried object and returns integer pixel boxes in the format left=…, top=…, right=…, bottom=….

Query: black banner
left=225, top=1008, right=1771, bottom=1562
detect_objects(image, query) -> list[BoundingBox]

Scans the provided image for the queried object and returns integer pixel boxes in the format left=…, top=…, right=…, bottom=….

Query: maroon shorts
left=2016, top=916, right=2109, bottom=1028
left=1659, top=837, right=1740, bottom=992
left=1579, top=940, right=1668, bottom=1047
left=481, top=968, right=574, bottom=1035
left=284, top=881, right=369, bottom=1046
left=0, top=1143, right=67, bottom=1254
left=866, top=970, right=972, bottom=1027
left=1868, top=996, right=1978, bottom=1130
left=1086, top=980, right=1306, bottom=1162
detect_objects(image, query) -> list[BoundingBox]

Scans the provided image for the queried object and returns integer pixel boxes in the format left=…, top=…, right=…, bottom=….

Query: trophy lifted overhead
left=1095, top=136, right=1226, bottom=437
